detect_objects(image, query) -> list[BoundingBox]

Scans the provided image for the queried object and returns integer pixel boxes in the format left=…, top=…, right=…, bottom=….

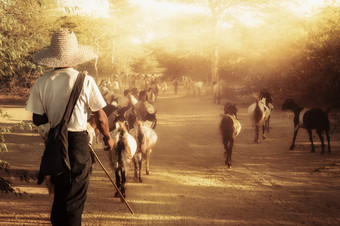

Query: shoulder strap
left=62, top=71, right=86, bottom=123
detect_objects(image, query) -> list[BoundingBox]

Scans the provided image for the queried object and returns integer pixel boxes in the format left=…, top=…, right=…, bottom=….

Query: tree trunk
left=94, top=56, right=99, bottom=83
left=211, top=40, right=219, bottom=82
left=210, top=0, right=219, bottom=83
left=112, top=39, right=115, bottom=70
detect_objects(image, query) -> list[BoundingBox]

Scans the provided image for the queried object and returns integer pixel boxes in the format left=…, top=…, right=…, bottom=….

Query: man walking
left=26, top=28, right=113, bottom=225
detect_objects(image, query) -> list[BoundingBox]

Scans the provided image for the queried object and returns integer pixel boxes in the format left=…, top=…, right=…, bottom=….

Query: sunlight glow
left=285, top=0, right=339, bottom=17
left=59, top=0, right=110, bottom=18
left=130, top=0, right=208, bottom=16
left=131, top=32, right=156, bottom=44
left=159, top=171, right=251, bottom=190
left=83, top=212, right=248, bottom=224
left=232, top=6, right=265, bottom=28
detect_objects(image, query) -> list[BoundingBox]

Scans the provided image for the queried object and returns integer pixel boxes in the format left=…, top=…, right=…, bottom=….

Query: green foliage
left=0, top=0, right=58, bottom=91
left=0, top=108, right=11, bottom=153
left=10, top=121, right=35, bottom=132
left=298, top=6, right=340, bottom=105
left=0, top=143, right=8, bottom=153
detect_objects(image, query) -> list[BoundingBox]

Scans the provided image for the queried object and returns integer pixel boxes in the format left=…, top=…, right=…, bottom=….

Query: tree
left=0, top=0, right=60, bottom=92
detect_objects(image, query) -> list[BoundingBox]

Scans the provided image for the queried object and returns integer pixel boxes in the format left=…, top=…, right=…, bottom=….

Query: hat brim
left=33, top=45, right=97, bottom=68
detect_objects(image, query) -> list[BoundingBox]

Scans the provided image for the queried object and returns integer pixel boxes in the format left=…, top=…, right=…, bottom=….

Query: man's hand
left=93, top=109, right=113, bottom=151
left=103, top=135, right=114, bottom=151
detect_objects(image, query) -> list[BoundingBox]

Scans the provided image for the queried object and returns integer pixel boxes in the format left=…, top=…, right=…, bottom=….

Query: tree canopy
left=0, top=0, right=339, bottom=105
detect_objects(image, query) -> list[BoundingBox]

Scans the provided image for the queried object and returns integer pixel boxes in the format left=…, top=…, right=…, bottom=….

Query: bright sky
left=130, top=0, right=208, bottom=15
left=57, top=0, right=340, bottom=42
left=59, top=0, right=340, bottom=25
left=285, top=0, right=340, bottom=17
left=58, top=0, right=340, bottom=45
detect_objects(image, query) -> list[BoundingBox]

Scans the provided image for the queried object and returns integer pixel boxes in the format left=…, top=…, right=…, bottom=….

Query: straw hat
left=33, top=28, right=97, bottom=67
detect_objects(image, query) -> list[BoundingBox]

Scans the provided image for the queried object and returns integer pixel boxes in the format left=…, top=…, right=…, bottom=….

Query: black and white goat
left=248, top=97, right=271, bottom=143
left=107, top=116, right=137, bottom=198
left=219, top=103, right=241, bottom=168
left=126, top=105, right=157, bottom=130
left=281, top=98, right=331, bottom=154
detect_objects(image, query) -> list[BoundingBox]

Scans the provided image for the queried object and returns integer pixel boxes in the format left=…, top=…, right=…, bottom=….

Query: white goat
left=129, top=124, right=157, bottom=182
left=107, top=116, right=137, bottom=198
left=248, top=98, right=271, bottom=143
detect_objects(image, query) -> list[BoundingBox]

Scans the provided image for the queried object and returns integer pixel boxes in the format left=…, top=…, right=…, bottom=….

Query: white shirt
left=26, top=68, right=106, bottom=131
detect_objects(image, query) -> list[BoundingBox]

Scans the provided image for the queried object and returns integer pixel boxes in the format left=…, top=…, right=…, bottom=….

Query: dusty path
left=0, top=89, right=340, bottom=225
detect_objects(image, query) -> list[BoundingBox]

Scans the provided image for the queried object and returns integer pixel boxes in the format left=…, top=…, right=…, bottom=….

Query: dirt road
left=1, top=89, right=340, bottom=225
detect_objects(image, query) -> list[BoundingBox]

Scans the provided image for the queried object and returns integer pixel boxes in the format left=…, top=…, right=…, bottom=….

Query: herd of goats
left=37, top=75, right=331, bottom=199
left=220, top=88, right=331, bottom=169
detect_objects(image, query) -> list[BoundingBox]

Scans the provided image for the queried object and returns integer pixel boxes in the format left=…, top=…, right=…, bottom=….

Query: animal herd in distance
left=219, top=89, right=331, bottom=169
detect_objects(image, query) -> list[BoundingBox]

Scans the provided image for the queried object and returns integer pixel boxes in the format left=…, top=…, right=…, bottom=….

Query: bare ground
left=0, top=88, right=340, bottom=226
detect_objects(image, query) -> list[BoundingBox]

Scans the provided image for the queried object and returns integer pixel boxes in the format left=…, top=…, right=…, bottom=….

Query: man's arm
left=32, top=113, right=48, bottom=126
left=93, top=109, right=114, bottom=151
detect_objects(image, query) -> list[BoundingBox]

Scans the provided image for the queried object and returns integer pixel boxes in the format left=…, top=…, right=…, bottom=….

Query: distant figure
left=173, top=78, right=179, bottom=95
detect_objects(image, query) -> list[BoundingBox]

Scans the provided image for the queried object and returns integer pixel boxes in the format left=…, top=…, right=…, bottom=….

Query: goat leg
left=290, top=127, right=300, bottom=150
left=255, top=125, right=259, bottom=143
left=225, top=148, right=229, bottom=166
left=139, top=159, right=143, bottom=183
left=325, top=131, right=331, bottom=154
left=262, top=124, right=266, bottom=139
left=223, top=139, right=229, bottom=165
left=121, top=168, right=126, bottom=185
left=114, top=169, right=121, bottom=198
left=307, top=129, right=315, bottom=153
left=132, top=157, right=138, bottom=182
left=146, top=151, right=150, bottom=175
left=228, top=139, right=234, bottom=168
left=316, top=129, right=325, bottom=154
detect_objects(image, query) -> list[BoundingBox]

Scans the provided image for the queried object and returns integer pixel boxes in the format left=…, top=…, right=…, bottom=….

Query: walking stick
left=88, top=144, right=134, bottom=214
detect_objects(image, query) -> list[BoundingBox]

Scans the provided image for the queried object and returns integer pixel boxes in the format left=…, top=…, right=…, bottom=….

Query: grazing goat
left=248, top=98, right=271, bottom=143
left=259, top=89, right=274, bottom=132
left=108, top=116, right=137, bottom=198
left=129, top=124, right=157, bottom=182
left=281, top=98, right=331, bottom=154
left=219, top=103, right=241, bottom=168
left=213, top=81, right=223, bottom=104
